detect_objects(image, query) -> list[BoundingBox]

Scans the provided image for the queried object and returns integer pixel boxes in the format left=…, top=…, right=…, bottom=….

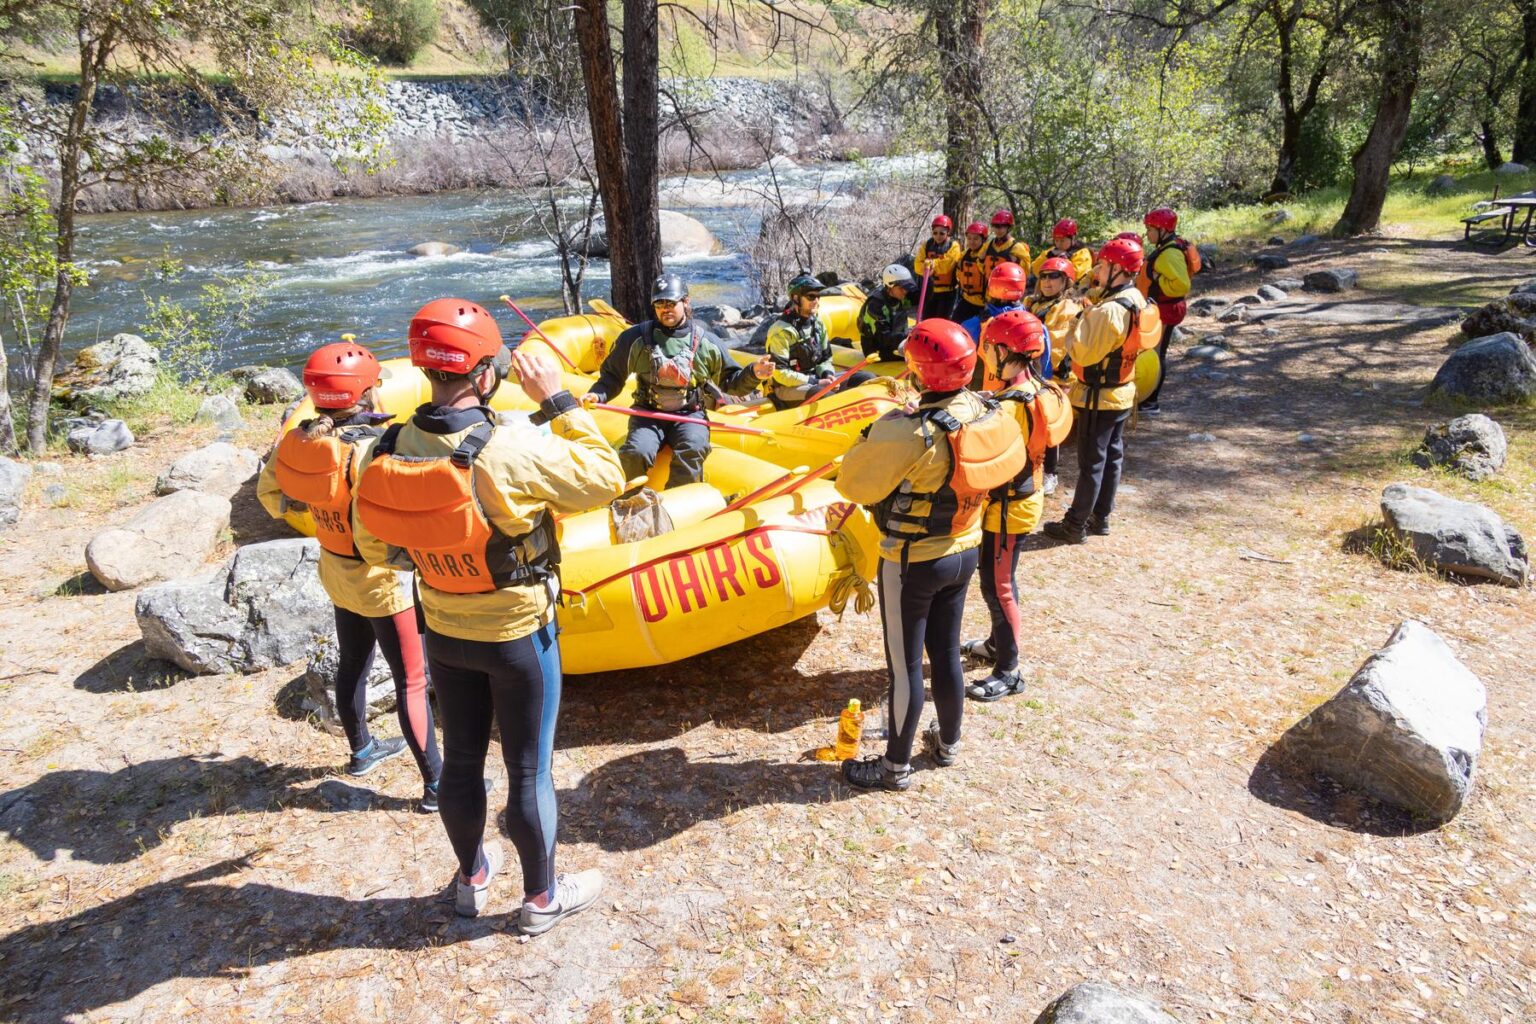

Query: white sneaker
left=454, top=843, right=503, bottom=918
left=1043, top=473, right=1059, bottom=496
left=519, top=869, right=605, bottom=936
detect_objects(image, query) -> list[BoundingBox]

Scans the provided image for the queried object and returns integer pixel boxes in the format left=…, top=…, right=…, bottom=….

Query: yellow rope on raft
left=828, top=569, right=876, bottom=618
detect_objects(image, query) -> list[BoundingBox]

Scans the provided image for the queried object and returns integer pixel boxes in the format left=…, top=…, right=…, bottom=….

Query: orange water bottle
left=833, top=698, right=864, bottom=759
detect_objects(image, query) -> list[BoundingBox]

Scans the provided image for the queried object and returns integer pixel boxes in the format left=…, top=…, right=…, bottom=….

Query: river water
left=56, top=155, right=933, bottom=374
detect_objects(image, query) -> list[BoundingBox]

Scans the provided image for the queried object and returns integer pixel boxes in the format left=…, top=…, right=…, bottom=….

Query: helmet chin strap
left=471, top=350, right=512, bottom=406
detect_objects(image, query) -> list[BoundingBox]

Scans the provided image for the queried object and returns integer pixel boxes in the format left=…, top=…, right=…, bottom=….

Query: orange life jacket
left=1074, top=296, right=1161, bottom=390
left=993, top=379, right=1073, bottom=501
left=983, top=237, right=1029, bottom=280
left=956, top=248, right=989, bottom=301
left=874, top=400, right=1025, bottom=551
left=273, top=426, right=375, bottom=559
left=1139, top=236, right=1202, bottom=301
left=353, top=421, right=558, bottom=595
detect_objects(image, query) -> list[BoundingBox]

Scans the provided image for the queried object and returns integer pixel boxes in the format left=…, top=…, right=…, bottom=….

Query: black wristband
left=540, top=390, right=579, bottom=419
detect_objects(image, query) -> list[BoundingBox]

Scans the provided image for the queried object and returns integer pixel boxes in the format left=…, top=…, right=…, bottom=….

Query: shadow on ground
left=1247, top=739, right=1435, bottom=838
left=0, top=855, right=507, bottom=1024
left=73, top=640, right=189, bottom=694
left=0, top=755, right=412, bottom=864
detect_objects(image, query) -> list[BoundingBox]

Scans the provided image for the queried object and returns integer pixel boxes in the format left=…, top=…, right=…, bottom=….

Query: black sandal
left=966, top=669, right=1026, bottom=703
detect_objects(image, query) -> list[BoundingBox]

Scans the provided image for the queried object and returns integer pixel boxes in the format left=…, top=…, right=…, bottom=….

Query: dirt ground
left=1, top=231, right=1534, bottom=1024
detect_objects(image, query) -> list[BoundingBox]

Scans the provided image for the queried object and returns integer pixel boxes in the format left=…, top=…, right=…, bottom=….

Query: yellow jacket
left=912, top=238, right=962, bottom=292
left=983, top=237, right=1031, bottom=280
left=1137, top=242, right=1192, bottom=301
left=1030, top=244, right=1094, bottom=285
left=835, top=390, right=993, bottom=563
left=257, top=426, right=413, bottom=619
left=353, top=401, right=626, bottom=642
left=1068, top=284, right=1145, bottom=412
left=982, top=377, right=1044, bottom=536
left=1026, top=294, right=1082, bottom=360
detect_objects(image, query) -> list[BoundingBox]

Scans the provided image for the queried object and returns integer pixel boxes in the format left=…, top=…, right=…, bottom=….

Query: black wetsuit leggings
left=426, top=622, right=562, bottom=898
left=333, top=606, right=440, bottom=783
left=877, top=548, right=979, bottom=765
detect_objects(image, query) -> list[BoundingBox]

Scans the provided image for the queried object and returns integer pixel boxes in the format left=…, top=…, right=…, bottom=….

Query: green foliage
left=1292, top=105, right=1352, bottom=191
left=353, top=0, right=441, bottom=65
left=140, top=257, right=273, bottom=389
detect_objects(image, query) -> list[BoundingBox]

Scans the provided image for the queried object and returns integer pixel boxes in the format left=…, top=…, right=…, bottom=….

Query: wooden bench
left=1463, top=206, right=1516, bottom=245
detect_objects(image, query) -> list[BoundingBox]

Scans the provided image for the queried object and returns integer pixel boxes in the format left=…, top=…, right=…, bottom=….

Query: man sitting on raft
left=583, top=272, right=772, bottom=489
left=764, top=274, right=876, bottom=408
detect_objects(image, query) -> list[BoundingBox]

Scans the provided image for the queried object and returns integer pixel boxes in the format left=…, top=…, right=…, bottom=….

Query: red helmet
left=1115, top=231, right=1142, bottom=242
left=303, top=341, right=382, bottom=409
left=1096, top=237, right=1144, bottom=274
left=1144, top=206, right=1178, bottom=232
left=932, top=214, right=953, bottom=231
left=986, top=262, right=1027, bottom=301
left=904, top=319, right=977, bottom=391
left=964, top=221, right=987, bottom=238
left=990, top=209, right=1014, bottom=228
left=408, top=298, right=504, bottom=374
left=1052, top=218, right=1078, bottom=239
left=1038, top=256, right=1077, bottom=282
left=980, top=309, right=1047, bottom=358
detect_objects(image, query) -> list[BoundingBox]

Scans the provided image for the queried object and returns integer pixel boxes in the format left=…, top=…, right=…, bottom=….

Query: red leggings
left=979, top=531, right=1024, bottom=672
left=333, top=605, right=441, bottom=783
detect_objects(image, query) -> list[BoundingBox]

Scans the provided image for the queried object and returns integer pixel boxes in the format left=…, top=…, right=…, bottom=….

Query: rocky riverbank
left=5, top=74, right=898, bottom=213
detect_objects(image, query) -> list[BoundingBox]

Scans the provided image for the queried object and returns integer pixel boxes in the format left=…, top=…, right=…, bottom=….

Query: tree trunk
left=938, top=0, right=985, bottom=225
left=1270, top=110, right=1303, bottom=196
left=572, top=0, right=642, bottom=320
left=1514, top=0, right=1536, bottom=162
left=622, top=0, right=662, bottom=310
left=1481, top=118, right=1505, bottom=170
left=26, top=29, right=104, bottom=453
left=0, top=330, right=16, bottom=456
left=1332, top=0, right=1423, bottom=237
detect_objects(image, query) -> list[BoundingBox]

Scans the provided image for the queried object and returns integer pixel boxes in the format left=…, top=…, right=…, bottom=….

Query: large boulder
left=578, top=210, right=722, bottom=259
left=194, top=395, right=244, bottom=431
left=1426, top=174, right=1457, bottom=195
left=1496, top=161, right=1529, bottom=175
left=86, top=489, right=232, bottom=591
left=243, top=367, right=304, bottom=405
left=1459, top=292, right=1536, bottom=339
left=1253, top=253, right=1290, bottom=271
left=51, top=334, right=160, bottom=405
left=1410, top=414, right=1508, bottom=481
left=136, top=538, right=332, bottom=674
left=0, top=457, right=33, bottom=532
left=302, top=634, right=397, bottom=732
left=1256, top=284, right=1288, bottom=302
left=154, top=442, right=260, bottom=499
left=66, top=418, right=134, bottom=456
left=1033, top=982, right=1178, bottom=1024
left=1303, top=268, right=1359, bottom=293
left=1188, top=296, right=1223, bottom=318
left=407, top=241, right=461, bottom=257
left=1429, top=332, right=1536, bottom=404
left=1379, top=483, right=1528, bottom=586
left=1278, top=621, right=1487, bottom=824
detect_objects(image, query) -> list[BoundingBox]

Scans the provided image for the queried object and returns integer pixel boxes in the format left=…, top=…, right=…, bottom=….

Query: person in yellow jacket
left=1026, top=256, right=1084, bottom=495
left=982, top=209, right=1031, bottom=282
left=963, top=310, right=1060, bottom=701
left=1029, top=217, right=1095, bottom=285
left=257, top=340, right=442, bottom=806
left=834, top=320, right=1026, bottom=791
left=351, top=298, right=626, bottom=933
left=1044, top=238, right=1149, bottom=544
left=1135, top=206, right=1196, bottom=412
left=952, top=220, right=990, bottom=324
left=911, top=214, right=962, bottom=320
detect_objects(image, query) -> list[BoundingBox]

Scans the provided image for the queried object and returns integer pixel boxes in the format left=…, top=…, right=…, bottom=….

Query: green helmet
left=787, top=274, right=822, bottom=300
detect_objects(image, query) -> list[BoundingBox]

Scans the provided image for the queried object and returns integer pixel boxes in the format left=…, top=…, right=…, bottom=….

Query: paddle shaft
left=499, top=295, right=579, bottom=372
left=590, top=402, right=771, bottom=436
left=916, top=264, right=933, bottom=320
left=805, top=356, right=872, bottom=405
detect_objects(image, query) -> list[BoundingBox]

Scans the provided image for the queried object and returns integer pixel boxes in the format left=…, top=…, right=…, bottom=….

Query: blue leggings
left=425, top=622, right=561, bottom=897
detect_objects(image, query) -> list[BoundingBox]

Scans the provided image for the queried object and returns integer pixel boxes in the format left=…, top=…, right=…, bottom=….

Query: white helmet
left=881, top=264, right=917, bottom=291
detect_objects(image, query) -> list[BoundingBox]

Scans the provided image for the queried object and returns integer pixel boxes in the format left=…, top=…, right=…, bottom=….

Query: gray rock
left=1233, top=294, right=1264, bottom=306
left=1266, top=235, right=1286, bottom=245
left=86, top=489, right=231, bottom=591
left=51, top=334, right=161, bottom=405
left=1186, top=345, right=1234, bottom=362
left=0, top=457, right=33, bottom=531
left=1253, top=253, right=1291, bottom=271
left=1430, top=332, right=1536, bottom=404
left=1215, top=304, right=1248, bottom=324
left=1411, top=414, right=1507, bottom=481
left=302, top=634, right=397, bottom=731
left=66, top=418, right=134, bottom=455
left=1380, top=483, right=1528, bottom=586
left=1257, top=284, right=1288, bottom=302
left=155, top=442, right=260, bottom=499
left=1426, top=174, right=1457, bottom=195
left=227, top=365, right=271, bottom=384
left=1263, top=327, right=1281, bottom=338
left=1289, top=233, right=1322, bottom=248
left=137, top=538, right=334, bottom=674
left=1297, top=432, right=1318, bottom=443
left=32, top=461, right=63, bottom=476
left=1303, top=268, right=1359, bottom=292
left=194, top=395, right=244, bottom=430
left=1187, top=432, right=1217, bottom=442
left=1460, top=293, right=1536, bottom=339
left=578, top=210, right=722, bottom=260
left=42, top=484, right=68, bottom=507
left=692, top=303, right=743, bottom=326
left=1032, top=982, right=1178, bottom=1024
left=244, top=367, right=304, bottom=405
left=1196, top=243, right=1218, bottom=266
left=1508, top=278, right=1536, bottom=297
left=407, top=241, right=461, bottom=257
left=1271, top=277, right=1304, bottom=291
left=1188, top=297, right=1223, bottom=318
left=1279, top=621, right=1487, bottom=825
left=1261, top=208, right=1291, bottom=224
left=1496, top=161, right=1528, bottom=175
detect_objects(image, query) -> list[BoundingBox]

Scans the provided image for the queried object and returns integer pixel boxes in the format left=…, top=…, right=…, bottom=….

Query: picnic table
left=1466, top=190, right=1536, bottom=247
